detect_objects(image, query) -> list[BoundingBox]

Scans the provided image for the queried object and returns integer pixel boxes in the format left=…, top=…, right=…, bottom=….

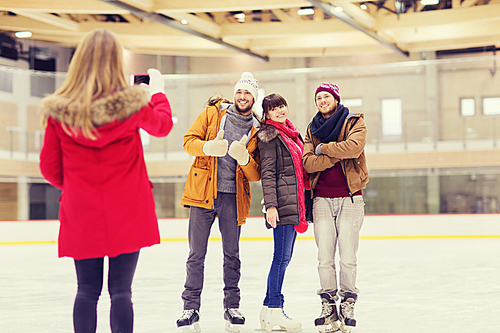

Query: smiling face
left=315, top=91, right=338, bottom=119
left=266, top=104, right=288, bottom=124
left=262, top=93, right=289, bottom=124
left=234, top=89, right=255, bottom=116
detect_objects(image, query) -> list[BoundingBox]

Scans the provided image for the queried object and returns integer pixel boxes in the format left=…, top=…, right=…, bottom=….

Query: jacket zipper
left=340, top=117, right=355, bottom=203
left=278, top=135, right=301, bottom=226
left=212, top=107, right=221, bottom=209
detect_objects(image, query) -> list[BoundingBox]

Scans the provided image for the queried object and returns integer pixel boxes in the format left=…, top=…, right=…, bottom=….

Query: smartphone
left=132, top=74, right=150, bottom=85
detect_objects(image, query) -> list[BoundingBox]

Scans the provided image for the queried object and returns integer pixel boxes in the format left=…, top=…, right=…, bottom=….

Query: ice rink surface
left=1, top=215, right=500, bottom=333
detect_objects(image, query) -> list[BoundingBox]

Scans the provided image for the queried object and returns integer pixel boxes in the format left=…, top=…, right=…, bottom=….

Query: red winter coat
left=39, top=86, right=173, bottom=260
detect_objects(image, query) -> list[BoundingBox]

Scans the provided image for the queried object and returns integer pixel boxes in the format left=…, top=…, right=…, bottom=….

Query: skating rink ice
left=1, top=214, right=500, bottom=333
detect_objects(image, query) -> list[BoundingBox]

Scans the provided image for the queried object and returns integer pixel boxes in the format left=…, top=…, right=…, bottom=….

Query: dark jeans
left=263, top=224, right=297, bottom=308
left=182, top=192, right=241, bottom=310
left=73, top=251, right=139, bottom=333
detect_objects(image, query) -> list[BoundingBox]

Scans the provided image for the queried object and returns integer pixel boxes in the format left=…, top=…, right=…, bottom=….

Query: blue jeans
left=263, top=224, right=297, bottom=308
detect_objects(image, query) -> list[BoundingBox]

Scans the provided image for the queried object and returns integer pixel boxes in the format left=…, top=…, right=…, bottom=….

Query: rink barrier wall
left=1, top=214, right=500, bottom=246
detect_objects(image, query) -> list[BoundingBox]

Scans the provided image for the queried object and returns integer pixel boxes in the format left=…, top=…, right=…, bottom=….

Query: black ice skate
left=176, top=309, right=201, bottom=333
left=224, top=308, right=245, bottom=333
left=339, top=298, right=356, bottom=332
left=315, top=293, right=340, bottom=332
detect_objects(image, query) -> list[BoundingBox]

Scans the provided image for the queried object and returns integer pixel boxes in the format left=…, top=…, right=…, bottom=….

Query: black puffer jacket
left=257, top=123, right=303, bottom=229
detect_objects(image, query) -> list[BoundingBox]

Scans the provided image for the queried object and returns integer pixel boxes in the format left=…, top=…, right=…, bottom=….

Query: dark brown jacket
left=303, top=113, right=369, bottom=197
left=258, top=123, right=303, bottom=229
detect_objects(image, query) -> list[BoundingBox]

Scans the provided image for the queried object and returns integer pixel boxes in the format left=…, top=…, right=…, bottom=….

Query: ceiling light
left=335, top=6, right=344, bottom=12
left=181, top=19, right=188, bottom=25
left=420, top=0, right=439, bottom=5
left=297, top=8, right=315, bottom=15
left=234, top=13, right=245, bottom=23
left=360, top=4, right=368, bottom=10
left=15, top=31, right=32, bottom=38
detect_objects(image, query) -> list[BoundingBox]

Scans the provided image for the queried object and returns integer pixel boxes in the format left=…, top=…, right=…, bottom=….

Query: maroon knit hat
left=315, top=83, right=340, bottom=102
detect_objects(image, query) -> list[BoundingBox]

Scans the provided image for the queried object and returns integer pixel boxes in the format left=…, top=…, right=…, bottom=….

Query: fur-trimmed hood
left=39, top=85, right=149, bottom=126
left=257, top=123, right=280, bottom=144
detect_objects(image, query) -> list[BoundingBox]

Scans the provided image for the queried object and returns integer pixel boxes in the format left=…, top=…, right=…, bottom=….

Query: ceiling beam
left=0, top=0, right=311, bottom=14
left=156, top=12, right=221, bottom=37
left=154, top=0, right=311, bottom=13
left=307, top=0, right=409, bottom=57
left=0, top=0, right=124, bottom=14
left=271, top=9, right=293, bottom=22
left=99, top=0, right=269, bottom=61
left=10, top=10, right=80, bottom=31
left=377, top=5, right=500, bottom=29
left=328, top=0, right=376, bottom=29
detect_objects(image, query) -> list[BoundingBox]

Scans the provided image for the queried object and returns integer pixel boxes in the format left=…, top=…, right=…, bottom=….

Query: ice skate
left=265, top=308, right=302, bottom=332
left=176, top=309, right=201, bottom=333
left=259, top=306, right=268, bottom=330
left=315, top=293, right=340, bottom=332
left=224, top=308, right=245, bottom=332
left=339, top=298, right=356, bottom=332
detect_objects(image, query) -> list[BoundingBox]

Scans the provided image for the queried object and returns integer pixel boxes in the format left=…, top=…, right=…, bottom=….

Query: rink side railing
left=1, top=214, right=500, bottom=246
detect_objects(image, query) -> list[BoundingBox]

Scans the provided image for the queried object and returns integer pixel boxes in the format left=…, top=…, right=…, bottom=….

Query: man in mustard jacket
left=177, top=72, right=261, bottom=333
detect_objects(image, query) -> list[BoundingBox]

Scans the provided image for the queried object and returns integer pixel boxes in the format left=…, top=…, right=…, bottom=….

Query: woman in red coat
left=39, top=29, right=173, bottom=333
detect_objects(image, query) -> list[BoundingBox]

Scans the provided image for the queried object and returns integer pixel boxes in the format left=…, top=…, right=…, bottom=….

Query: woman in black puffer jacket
left=257, top=93, right=308, bottom=332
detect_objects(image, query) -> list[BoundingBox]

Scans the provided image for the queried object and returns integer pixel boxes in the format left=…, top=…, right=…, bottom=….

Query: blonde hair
left=42, top=29, right=128, bottom=139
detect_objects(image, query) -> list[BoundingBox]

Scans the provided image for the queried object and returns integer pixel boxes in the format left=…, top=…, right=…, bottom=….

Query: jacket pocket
left=185, top=166, right=211, bottom=203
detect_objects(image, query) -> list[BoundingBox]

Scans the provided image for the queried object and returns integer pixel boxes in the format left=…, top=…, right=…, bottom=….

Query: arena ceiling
left=1, top=0, right=500, bottom=61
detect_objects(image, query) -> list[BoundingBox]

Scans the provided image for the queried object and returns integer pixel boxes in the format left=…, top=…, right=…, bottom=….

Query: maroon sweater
left=314, top=163, right=362, bottom=198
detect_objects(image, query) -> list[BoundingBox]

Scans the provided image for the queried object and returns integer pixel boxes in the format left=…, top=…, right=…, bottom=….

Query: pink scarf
left=266, top=119, right=308, bottom=233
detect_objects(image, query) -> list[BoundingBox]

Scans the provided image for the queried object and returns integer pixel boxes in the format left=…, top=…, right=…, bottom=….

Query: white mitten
left=228, top=135, right=249, bottom=165
left=203, top=130, right=228, bottom=157
left=147, top=68, right=165, bottom=96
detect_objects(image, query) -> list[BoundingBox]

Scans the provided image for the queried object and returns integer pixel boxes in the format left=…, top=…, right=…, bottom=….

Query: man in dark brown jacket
left=303, top=83, right=368, bottom=333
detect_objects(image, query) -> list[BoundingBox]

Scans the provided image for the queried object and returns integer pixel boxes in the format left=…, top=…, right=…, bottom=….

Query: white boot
left=265, top=308, right=302, bottom=332
left=260, top=306, right=268, bottom=330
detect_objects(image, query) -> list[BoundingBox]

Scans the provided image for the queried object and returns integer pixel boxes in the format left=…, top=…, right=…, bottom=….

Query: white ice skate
left=259, top=306, right=268, bottom=330
left=265, top=308, right=302, bottom=332
left=224, top=308, right=245, bottom=333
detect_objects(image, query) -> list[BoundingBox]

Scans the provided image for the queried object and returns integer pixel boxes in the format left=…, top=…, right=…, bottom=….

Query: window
left=483, top=97, right=500, bottom=115
left=0, top=70, right=13, bottom=93
left=460, top=98, right=475, bottom=116
left=381, top=99, right=402, bottom=136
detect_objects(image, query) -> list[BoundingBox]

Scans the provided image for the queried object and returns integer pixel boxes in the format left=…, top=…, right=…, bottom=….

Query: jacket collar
left=39, top=85, right=149, bottom=126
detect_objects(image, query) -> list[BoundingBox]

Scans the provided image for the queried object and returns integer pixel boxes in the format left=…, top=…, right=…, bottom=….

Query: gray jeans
left=181, top=192, right=241, bottom=310
left=313, top=195, right=364, bottom=301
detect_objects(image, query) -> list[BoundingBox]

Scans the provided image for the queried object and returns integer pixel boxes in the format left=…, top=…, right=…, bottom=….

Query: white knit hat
left=234, top=72, right=258, bottom=101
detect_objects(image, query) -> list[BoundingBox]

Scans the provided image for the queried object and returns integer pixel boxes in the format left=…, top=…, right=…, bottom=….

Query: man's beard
left=235, top=101, right=254, bottom=115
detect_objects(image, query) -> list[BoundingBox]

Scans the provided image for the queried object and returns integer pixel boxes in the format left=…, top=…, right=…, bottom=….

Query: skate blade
left=266, top=324, right=298, bottom=332
left=224, top=321, right=243, bottom=333
left=339, top=324, right=353, bottom=333
left=317, top=323, right=341, bottom=333
left=180, top=322, right=201, bottom=333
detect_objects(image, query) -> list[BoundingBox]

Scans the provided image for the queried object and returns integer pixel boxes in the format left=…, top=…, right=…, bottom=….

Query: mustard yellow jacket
left=303, top=113, right=369, bottom=196
left=180, top=101, right=261, bottom=225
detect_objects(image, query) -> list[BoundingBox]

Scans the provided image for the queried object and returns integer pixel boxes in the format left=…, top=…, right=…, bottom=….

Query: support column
left=13, top=63, right=31, bottom=220
left=423, top=51, right=439, bottom=144
left=423, top=52, right=440, bottom=213
left=294, top=58, right=309, bottom=133
left=427, top=169, right=440, bottom=213
left=173, top=56, right=190, bottom=218
left=17, top=176, right=29, bottom=220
